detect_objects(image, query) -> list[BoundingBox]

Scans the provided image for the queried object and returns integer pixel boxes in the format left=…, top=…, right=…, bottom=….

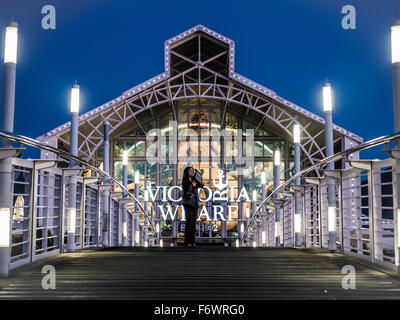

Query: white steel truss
left=37, top=24, right=362, bottom=169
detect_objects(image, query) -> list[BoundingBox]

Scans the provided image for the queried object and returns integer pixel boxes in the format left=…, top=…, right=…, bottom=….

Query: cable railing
left=241, top=132, right=400, bottom=244
left=0, top=130, right=158, bottom=241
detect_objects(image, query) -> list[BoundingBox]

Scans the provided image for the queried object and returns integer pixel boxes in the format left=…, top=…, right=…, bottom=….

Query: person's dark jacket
left=182, top=177, right=204, bottom=203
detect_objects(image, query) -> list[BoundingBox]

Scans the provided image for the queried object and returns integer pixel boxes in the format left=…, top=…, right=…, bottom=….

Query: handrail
left=0, top=130, right=159, bottom=241
left=241, top=132, right=400, bottom=244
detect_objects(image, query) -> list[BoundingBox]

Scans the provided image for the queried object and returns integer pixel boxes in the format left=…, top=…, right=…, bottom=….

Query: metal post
left=294, top=123, right=302, bottom=246
left=133, top=171, right=139, bottom=247
left=392, top=20, right=400, bottom=267
left=102, top=121, right=110, bottom=246
left=121, top=157, right=128, bottom=246
left=274, top=148, right=281, bottom=247
left=67, top=84, right=79, bottom=252
left=323, top=83, right=337, bottom=251
left=261, top=172, right=266, bottom=246
left=0, top=21, right=18, bottom=277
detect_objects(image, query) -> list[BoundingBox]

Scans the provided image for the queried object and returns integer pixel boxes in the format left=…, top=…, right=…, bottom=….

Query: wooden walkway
left=0, top=247, right=399, bottom=299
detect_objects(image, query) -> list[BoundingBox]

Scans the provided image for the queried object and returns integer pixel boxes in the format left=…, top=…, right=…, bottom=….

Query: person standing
left=182, top=166, right=203, bottom=246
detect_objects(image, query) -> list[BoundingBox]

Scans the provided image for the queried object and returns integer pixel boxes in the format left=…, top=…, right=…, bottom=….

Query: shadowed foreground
left=0, top=247, right=399, bottom=300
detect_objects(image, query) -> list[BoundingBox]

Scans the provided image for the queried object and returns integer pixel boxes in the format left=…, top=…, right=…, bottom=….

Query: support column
left=121, top=150, right=128, bottom=246
left=274, top=148, right=281, bottom=247
left=67, top=84, right=79, bottom=253
left=323, top=83, right=337, bottom=251
left=391, top=20, right=400, bottom=267
left=133, top=170, right=139, bottom=247
left=293, top=123, right=302, bottom=246
left=102, top=121, right=110, bottom=246
left=0, top=22, right=18, bottom=276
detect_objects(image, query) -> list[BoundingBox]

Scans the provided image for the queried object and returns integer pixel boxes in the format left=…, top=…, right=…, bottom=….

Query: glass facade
left=94, top=104, right=296, bottom=243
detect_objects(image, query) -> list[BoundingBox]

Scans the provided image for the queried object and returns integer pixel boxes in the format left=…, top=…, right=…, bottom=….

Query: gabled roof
left=37, top=24, right=362, bottom=144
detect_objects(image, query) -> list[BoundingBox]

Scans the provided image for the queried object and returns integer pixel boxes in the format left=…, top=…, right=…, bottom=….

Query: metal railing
left=242, top=132, right=400, bottom=270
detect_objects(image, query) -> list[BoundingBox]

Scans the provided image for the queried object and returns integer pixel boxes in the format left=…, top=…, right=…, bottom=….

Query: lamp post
left=274, top=148, right=281, bottom=246
left=0, top=22, right=18, bottom=277
left=391, top=20, right=400, bottom=263
left=67, top=84, right=80, bottom=252
left=323, top=83, right=337, bottom=251
left=102, top=121, right=110, bottom=246
left=293, top=123, right=302, bottom=246
left=121, top=150, right=128, bottom=246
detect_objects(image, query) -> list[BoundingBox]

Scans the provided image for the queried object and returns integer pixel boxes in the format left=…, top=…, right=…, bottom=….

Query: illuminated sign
left=147, top=170, right=251, bottom=222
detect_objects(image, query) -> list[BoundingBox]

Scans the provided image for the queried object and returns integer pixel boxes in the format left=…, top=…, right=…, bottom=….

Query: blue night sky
left=0, top=0, right=399, bottom=159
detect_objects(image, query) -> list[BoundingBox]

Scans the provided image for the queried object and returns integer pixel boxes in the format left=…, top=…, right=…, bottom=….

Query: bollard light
left=144, top=241, right=148, bottom=248
left=252, top=241, right=257, bottom=248
left=144, top=189, right=149, bottom=202
left=122, top=149, right=128, bottom=166
left=240, top=223, right=244, bottom=233
left=68, top=208, right=76, bottom=234
left=156, top=223, right=160, bottom=233
left=323, top=83, right=332, bottom=112
left=392, top=22, right=400, bottom=64
left=0, top=208, right=10, bottom=247
left=261, top=171, right=266, bottom=185
left=235, top=239, right=239, bottom=247
left=294, top=214, right=301, bottom=233
left=293, top=123, right=300, bottom=144
left=135, top=230, right=140, bottom=244
left=275, top=222, right=279, bottom=238
left=328, top=206, right=337, bottom=232
left=4, top=24, right=18, bottom=64
left=160, top=239, right=163, bottom=247
left=274, top=149, right=280, bottom=166
left=70, top=84, right=80, bottom=114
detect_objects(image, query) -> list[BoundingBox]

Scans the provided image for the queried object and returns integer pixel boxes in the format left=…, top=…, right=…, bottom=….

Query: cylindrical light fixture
left=235, top=239, right=239, bottom=247
left=68, top=208, right=76, bottom=234
left=397, top=209, right=400, bottom=247
left=135, top=230, right=140, bottom=244
left=240, top=223, right=244, bottom=233
left=245, top=207, right=250, bottom=218
left=160, top=239, right=164, bottom=247
left=262, top=231, right=266, bottom=244
left=294, top=214, right=301, bottom=234
left=293, top=123, right=300, bottom=144
left=261, top=171, right=266, bottom=185
left=274, top=149, right=280, bottom=166
left=144, top=241, right=149, bottom=248
left=323, top=83, right=332, bottom=112
left=156, top=222, right=160, bottom=233
left=122, top=149, right=128, bottom=166
left=328, top=206, right=337, bottom=232
left=122, top=222, right=127, bottom=238
left=0, top=208, right=11, bottom=247
left=252, top=190, right=257, bottom=202
left=134, top=170, right=140, bottom=184
left=4, top=23, right=18, bottom=64
left=70, top=84, right=80, bottom=114
left=392, top=21, right=400, bottom=64
left=252, top=241, right=257, bottom=248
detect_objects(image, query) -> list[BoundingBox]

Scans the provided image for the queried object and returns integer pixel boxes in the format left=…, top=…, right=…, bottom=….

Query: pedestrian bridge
left=1, top=247, right=400, bottom=299
left=0, top=131, right=400, bottom=299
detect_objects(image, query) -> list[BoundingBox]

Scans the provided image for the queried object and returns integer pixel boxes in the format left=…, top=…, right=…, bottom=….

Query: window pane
left=114, top=141, right=124, bottom=157
left=225, top=112, right=238, bottom=136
